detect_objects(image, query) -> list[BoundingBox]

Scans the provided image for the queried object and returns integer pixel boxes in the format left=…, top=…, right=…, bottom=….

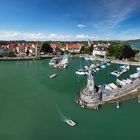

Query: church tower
left=35, top=42, right=41, bottom=59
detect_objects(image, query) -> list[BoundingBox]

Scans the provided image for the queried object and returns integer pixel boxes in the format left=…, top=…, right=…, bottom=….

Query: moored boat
left=50, top=74, right=57, bottom=79
left=54, top=55, right=68, bottom=69
left=49, top=56, right=60, bottom=66
left=75, top=69, right=87, bottom=75
left=111, top=64, right=130, bottom=77
left=100, top=64, right=106, bottom=68
left=137, top=67, right=140, bottom=72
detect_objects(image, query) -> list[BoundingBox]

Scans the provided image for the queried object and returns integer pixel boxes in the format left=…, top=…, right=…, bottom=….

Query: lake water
left=0, top=58, right=140, bottom=140
left=130, top=43, right=140, bottom=49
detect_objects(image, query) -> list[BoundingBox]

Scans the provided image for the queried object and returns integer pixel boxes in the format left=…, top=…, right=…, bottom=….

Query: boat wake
left=56, top=105, right=76, bottom=126
left=56, top=105, right=68, bottom=121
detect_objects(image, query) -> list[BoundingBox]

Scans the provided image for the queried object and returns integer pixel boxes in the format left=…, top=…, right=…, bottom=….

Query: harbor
left=1, top=0, right=140, bottom=139
left=76, top=58, right=140, bottom=109
left=0, top=57, right=140, bottom=140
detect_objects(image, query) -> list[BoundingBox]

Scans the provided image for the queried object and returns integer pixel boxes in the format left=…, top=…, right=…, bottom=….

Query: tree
left=80, top=46, right=85, bottom=54
left=8, top=51, right=16, bottom=57
left=107, top=43, right=137, bottom=60
left=80, top=45, right=92, bottom=54
left=107, top=43, right=124, bottom=59
left=40, top=43, right=53, bottom=53
left=84, top=47, right=92, bottom=54
left=120, top=44, right=135, bottom=59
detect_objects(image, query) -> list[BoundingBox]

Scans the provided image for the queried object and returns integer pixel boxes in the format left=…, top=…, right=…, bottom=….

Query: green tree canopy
left=120, top=44, right=135, bottom=59
left=107, top=43, right=124, bottom=59
left=107, top=43, right=137, bottom=59
left=40, top=43, right=53, bottom=53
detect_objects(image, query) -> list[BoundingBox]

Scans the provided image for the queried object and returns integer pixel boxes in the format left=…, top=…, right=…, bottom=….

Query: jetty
left=111, top=64, right=130, bottom=77
left=76, top=67, right=140, bottom=110
left=83, top=55, right=140, bottom=66
left=76, top=60, right=110, bottom=76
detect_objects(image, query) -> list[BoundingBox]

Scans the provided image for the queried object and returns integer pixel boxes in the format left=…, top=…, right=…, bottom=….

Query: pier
left=84, top=55, right=140, bottom=66
left=76, top=63, right=140, bottom=110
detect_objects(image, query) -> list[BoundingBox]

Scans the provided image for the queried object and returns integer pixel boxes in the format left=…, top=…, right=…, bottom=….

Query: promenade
left=89, top=55, right=140, bottom=66
left=0, top=54, right=54, bottom=61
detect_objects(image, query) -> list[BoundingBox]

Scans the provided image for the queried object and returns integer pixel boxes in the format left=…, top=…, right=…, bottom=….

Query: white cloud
left=77, top=24, right=87, bottom=28
left=76, top=34, right=97, bottom=40
left=0, top=31, right=97, bottom=41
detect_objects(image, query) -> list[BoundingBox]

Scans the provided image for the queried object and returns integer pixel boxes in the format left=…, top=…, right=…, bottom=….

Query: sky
left=0, top=0, right=140, bottom=41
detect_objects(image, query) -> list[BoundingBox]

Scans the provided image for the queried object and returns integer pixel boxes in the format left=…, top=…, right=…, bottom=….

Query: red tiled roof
left=50, top=43, right=58, bottom=49
left=66, top=44, right=82, bottom=49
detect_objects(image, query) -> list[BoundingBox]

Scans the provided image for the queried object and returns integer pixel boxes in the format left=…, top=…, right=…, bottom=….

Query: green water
left=0, top=58, right=140, bottom=140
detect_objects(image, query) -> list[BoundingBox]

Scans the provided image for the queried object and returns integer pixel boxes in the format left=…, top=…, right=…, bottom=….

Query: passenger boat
left=75, top=69, right=87, bottom=75
left=49, top=59, right=56, bottom=65
left=54, top=55, right=68, bottom=69
left=49, top=56, right=60, bottom=66
left=50, top=74, right=57, bottom=79
left=64, top=119, right=76, bottom=126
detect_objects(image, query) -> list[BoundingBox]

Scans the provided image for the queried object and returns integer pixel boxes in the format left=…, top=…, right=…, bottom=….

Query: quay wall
left=0, top=55, right=54, bottom=61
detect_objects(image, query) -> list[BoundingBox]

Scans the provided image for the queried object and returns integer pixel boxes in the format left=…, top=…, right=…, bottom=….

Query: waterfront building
left=92, top=45, right=108, bottom=58
left=50, top=43, right=59, bottom=52
left=0, top=43, right=40, bottom=57
left=66, top=44, right=83, bottom=53
left=77, top=65, right=140, bottom=109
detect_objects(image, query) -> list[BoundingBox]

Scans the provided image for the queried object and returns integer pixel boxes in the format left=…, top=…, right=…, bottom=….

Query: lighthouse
left=86, top=68, right=95, bottom=95
left=78, top=67, right=101, bottom=107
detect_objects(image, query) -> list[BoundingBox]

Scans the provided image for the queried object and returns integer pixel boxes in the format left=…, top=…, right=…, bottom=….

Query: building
left=50, top=43, right=59, bottom=52
left=92, top=43, right=110, bottom=57
left=66, top=44, right=83, bottom=53
left=0, top=43, right=40, bottom=57
left=0, top=44, right=16, bottom=57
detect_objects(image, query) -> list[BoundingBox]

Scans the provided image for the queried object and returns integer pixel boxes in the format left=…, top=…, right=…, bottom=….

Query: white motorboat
left=49, top=60, right=56, bottom=65
left=95, top=68, right=100, bottom=71
left=84, top=56, right=91, bottom=60
left=50, top=74, right=57, bottom=79
left=49, top=56, right=60, bottom=65
left=64, top=119, right=76, bottom=126
left=107, top=63, right=111, bottom=66
left=117, top=102, right=120, bottom=109
left=137, top=67, right=140, bottom=72
left=75, top=71, right=86, bottom=75
left=100, top=65, right=106, bottom=68
left=75, top=69, right=87, bottom=75
left=111, top=71, right=120, bottom=77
